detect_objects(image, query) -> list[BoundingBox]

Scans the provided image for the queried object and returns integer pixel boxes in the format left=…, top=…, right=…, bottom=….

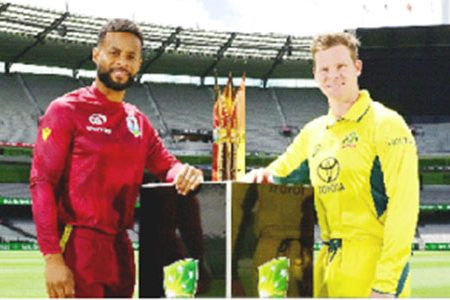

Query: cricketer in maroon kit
left=30, top=19, right=203, bottom=298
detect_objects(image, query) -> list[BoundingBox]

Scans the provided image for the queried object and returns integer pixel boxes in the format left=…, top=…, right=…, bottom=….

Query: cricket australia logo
left=317, top=157, right=340, bottom=183
left=342, top=131, right=359, bottom=148
left=126, top=115, right=141, bottom=138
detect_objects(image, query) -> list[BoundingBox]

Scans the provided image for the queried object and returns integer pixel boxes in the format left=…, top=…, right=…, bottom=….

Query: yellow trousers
left=314, top=239, right=410, bottom=298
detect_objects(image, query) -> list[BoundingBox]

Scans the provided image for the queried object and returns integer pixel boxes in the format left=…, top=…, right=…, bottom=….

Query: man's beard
left=97, top=67, right=135, bottom=91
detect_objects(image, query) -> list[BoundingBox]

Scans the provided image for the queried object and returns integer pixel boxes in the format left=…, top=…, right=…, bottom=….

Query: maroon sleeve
left=30, top=100, right=74, bottom=255
left=145, top=120, right=182, bottom=182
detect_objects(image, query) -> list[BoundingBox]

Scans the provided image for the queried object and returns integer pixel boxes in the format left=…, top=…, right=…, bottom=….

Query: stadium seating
left=20, top=74, right=81, bottom=112
left=413, top=123, right=450, bottom=154
left=0, top=183, right=30, bottom=199
left=8, top=219, right=36, bottom=239
left=148, top=82, right=214, bottom=131
left=419, top=224, right=450, bottom=243
left=420, top=185, right=450, bottom=204
left=0, top=223, right=36, bottom=243
left=245, top=88, right=290, bottom=153
left=0, top=74, right=40, bottom=144
left=0, top=218, right=36, bottom=241
left=274, top=88, right=328, bottom=129
left=2, top=72, right=450, bottom=156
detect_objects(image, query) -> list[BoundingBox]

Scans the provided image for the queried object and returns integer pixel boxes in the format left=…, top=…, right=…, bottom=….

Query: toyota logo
left=89, top=113, right=107, bottom=125
left=317, top=157, right=340, bottom=183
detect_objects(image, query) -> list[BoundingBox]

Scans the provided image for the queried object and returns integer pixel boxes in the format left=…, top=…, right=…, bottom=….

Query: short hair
left=97, top=18, right=144, bottom=47
left=311, top=32, right=361, bottom=64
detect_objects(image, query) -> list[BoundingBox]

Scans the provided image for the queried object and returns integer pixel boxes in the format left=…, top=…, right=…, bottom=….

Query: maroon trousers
left=63, top=227, right=135, bottom=298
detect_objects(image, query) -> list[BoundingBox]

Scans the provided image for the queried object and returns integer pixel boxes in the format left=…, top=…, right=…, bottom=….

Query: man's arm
left=372, top=114, right=419, bottom=296
left=30, top=101, right=73, bottom=254
left=30, top=100, right=75, bottom=297
left=242, top=128, right=310, bottom=184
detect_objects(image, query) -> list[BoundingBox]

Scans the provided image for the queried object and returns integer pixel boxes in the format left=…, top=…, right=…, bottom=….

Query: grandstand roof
left=0, top=2, right=314, bottom=79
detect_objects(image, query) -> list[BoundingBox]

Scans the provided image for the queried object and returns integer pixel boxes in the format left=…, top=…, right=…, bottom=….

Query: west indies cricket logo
left=126, top=114, right=141, bottom=137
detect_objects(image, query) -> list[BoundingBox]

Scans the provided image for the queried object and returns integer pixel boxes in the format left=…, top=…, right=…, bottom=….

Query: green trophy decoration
left=258, top=257, right=290, bottom=298
left=163, top=258, right=199, bottom=298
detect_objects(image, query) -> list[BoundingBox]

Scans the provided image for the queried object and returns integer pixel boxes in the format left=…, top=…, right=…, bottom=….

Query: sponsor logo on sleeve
left=387, top=136, right=414, bottom=146
left=42, top=127, right=51, bottom=141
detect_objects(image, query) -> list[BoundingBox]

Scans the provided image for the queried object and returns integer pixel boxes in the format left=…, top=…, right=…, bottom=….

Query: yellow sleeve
left=372, top=114, right=419, bottom=295
left=266, top=128, right=326, bottom=239
left=267, top=128, right=309, bottom=181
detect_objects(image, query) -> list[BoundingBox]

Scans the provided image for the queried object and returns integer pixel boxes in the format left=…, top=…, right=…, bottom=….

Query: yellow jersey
left=268, top=90, right=419, bottom=294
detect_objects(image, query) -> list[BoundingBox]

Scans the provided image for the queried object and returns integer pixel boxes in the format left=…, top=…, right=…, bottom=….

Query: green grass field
left=1, top=251, right=450, bottom=298
left=0, top=251, right=225, bottom=298
left=236, top=251, right=450, bottom=298
left=410, top=251, right=450, bottom=297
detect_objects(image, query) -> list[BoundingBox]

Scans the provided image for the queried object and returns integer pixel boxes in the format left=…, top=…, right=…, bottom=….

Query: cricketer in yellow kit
left=269, top=90, right=418, bottom=297
left=244, top=32, right=419, bottom=298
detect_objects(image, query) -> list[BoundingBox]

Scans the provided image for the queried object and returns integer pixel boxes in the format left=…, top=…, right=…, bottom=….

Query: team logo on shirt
left=42, top=127, right=51, bottom=141
left=126, top=115, right=141, bottom=138
left=342, top=131, right=359, bottom=148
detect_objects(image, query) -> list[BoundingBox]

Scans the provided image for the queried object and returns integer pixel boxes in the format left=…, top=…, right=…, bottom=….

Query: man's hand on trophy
left=241, top=168, right=273, bottom=184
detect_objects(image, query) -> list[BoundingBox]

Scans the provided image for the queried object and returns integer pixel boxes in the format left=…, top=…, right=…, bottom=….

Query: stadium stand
left=413, top=123, right=450, bottom=154
left=275, top=88, right=328, bottom=129
left=3, top=71, right=450, bottom=157
left=420, top=185, right=450, bottom=204
left=0, top=219, right=36, bottom=241
left=0, top=74, right=39, bottom=144
left=20, top=73, right=81, bottom=112
left=149, top=82, right=214, bottom=131
left=0, top=183, right=30, bottom=199
left=0, top=2, right=313, bottom=79
left=0, top=224, right=26, bottom=242
left=245, top=87, right=290, bottom=153
left=419, top=224, right=450, bottom=244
